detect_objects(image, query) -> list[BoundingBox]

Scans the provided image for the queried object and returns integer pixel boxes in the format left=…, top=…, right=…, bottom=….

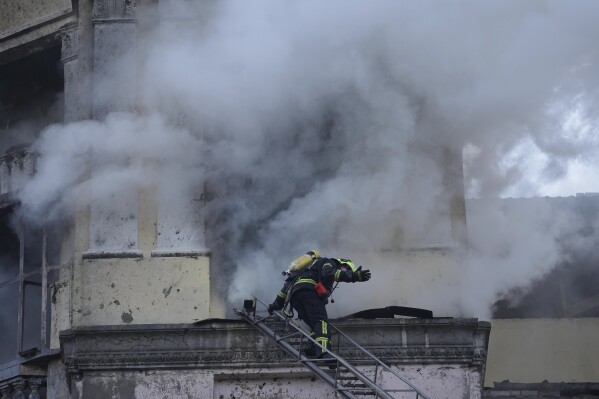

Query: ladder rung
left=337, top=388, right=376, bottom=394
left=236, top=301, right=430, bottom=399
left=336, top=376, right=360, bottom=380
left=341, top=385, right=369, bottom=390
left=274, top=332, right=303, bottom=342
left=301, top=358, right=338, bottom=365
left=386, top=389, right=422, bottom=392
left=340, top=382, right=368, bottom=387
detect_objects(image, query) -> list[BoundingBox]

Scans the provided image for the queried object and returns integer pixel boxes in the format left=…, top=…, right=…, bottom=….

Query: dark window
left=0, top=210, right=62, bottom=365
left=0, top=282, right=19, bottom=364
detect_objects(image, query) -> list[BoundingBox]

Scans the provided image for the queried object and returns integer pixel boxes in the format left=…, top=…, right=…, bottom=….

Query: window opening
left=0, top=210, right=63, bottom=366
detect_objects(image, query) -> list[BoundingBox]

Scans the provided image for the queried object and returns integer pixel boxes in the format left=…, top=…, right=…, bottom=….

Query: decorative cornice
left=61, top=346, right=487, bottom=375
left=92, top=0, right=136, bottom=22
left=60, top=318, right=490, bottom=375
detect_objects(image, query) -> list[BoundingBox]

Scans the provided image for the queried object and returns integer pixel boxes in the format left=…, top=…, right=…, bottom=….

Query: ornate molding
left=93, top=0, right=136, bottom=21
left=57, top=24, right=78, bottom=63
left=0, top=377, right=46, bottom=397
left=60, top=319, right=490, bottom=375
left=0, top=145, right=37, bottom=196
left=10, top=379, right=25, bottom=399
left=61, top=346, right=486, bottom=374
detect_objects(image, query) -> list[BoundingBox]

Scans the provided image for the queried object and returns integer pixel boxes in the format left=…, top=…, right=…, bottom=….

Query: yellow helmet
left=336, top=258, right=357, bottom=272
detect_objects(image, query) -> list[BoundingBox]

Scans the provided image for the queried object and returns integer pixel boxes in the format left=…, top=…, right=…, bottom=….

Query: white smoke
left=462, top=198, right=586, bottom=319
left=15, top=0, right=599, bottom=318
left=20, top=113, right=202, bottom=224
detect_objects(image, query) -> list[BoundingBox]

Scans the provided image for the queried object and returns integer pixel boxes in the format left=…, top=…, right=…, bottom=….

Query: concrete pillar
left=11, top=379, right=25, bottom=399
left=83, top=0, right=140, bottom=257
left=0, top=147, right=34, bottom=194
left=10, top=153, right=24, bottom=192
left=443, top=146, right=468, bottom=249
left=0, top=156, right=9, bottom=194
left=23, top=150, right=35, bottom=177
left=27, top=378, right=42, bottom=399
left=91, top=0, right=137, bottom=119
left=0, top=385, right=10, bottom=399
left=58, top=23, right=79, bottom=124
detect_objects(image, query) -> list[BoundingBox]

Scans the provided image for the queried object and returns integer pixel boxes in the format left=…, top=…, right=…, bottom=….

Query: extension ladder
left=234, top=297, right=432, bottom=399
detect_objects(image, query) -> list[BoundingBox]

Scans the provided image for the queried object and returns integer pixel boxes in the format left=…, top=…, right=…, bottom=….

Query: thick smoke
left=20, top=113, right=203, bottom=224
left=463, top=197, right=594, bottom=318
left=16, top=0, right=599, bottom=318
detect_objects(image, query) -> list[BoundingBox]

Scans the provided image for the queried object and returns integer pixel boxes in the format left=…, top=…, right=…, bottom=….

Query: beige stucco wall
left=485, top=318, right=599, bottom=386
left=75, top=255, right=210, bottom=326
left=328, top=248, right=463, bottom=318
left=78, top=365, right=481, bottom=399
left=73, top=365, right=479, bottom=399
left=324, top=147, right=467, bottom=318
left=65, top=184, right=214, bottom=328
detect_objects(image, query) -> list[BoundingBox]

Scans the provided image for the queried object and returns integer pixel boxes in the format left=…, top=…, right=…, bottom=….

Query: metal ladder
left=234, top=297, right=432, bottom=399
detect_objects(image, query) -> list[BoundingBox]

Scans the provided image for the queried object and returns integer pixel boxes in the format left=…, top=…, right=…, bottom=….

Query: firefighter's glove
left=267, top=303, right=280, bottom=315
left=352, top=266, right=371, bottom=282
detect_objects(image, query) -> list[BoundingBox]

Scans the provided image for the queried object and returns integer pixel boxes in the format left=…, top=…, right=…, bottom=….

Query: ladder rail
left=329, top=323, right=433, bottom=399
left=237, top=297, right=430, bottom=399
left=251, top=298, right=397, bottom=399
left=243, top=307, right=362, bottom=399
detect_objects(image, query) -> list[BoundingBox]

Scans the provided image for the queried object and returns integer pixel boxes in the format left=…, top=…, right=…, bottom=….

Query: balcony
left=0, top=145, right=36, bottom=199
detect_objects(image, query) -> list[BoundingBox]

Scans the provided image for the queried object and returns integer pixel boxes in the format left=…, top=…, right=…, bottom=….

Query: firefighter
left=267, top=253, right=371, bottom=363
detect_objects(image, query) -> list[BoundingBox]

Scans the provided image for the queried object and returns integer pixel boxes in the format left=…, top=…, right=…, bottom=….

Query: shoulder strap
left=315, top=257, right=333, bottom=283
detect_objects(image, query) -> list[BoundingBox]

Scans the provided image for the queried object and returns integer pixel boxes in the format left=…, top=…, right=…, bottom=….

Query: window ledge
left=151, top=249, right=211, bottom=258
left=82, top=250, right=143, bottom=259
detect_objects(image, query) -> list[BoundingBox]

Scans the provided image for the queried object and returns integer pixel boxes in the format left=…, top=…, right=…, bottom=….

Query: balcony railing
left=0, top=145, right=36, bottom=196
left=0, top=377, right=45, bottom=399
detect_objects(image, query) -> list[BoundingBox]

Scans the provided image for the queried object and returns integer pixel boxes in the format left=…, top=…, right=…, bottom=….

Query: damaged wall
left=60, top=318, right=491, bottom=399
left=48, top=0, right=217, bottom=333
left=75, top=256, right=209, bottom=326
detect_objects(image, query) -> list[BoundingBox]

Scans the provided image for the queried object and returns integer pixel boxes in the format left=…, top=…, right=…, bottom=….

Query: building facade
left=468, top=196, right=599, bottom=397
left=9, top=1, right=598, bottom=398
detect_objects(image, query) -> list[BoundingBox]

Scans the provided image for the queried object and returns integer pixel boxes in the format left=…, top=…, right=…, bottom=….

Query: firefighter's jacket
left=273, top=257, right=353, bottom=308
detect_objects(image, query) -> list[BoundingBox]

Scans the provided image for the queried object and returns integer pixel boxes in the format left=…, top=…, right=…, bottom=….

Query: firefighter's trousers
left=290, top=288, right=330, bottom=357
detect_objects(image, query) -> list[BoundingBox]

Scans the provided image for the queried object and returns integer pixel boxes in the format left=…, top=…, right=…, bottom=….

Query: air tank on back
left=288, top=250, right=320, bottom=272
